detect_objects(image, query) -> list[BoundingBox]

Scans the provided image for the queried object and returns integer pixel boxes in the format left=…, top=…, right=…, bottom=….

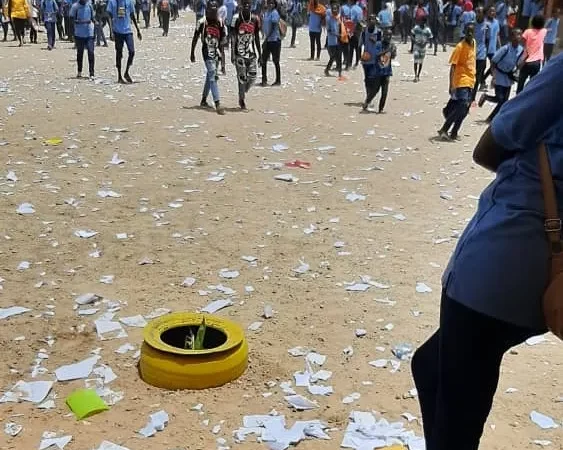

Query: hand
left=449, top=87, right=455, bottom=96
left=190, top=54, right=196, bottom=63
left=137, top=30, right=142, bottom=40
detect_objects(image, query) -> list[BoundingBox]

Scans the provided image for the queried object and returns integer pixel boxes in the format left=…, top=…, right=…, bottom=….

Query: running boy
left=411, top=16, right=432, bottom=82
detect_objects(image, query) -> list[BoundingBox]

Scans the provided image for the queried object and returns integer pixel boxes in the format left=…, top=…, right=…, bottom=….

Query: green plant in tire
left=183, top=318, right=207, bottom=350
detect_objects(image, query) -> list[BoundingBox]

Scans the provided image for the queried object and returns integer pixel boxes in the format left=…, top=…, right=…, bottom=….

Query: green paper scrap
left=66, top=389, right=108, bottom=420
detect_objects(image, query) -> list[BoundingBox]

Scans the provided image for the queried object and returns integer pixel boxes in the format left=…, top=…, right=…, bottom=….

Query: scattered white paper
left=0, top=306, right=31, bottom=320
left=55, top=355, right=100, bottom=381
left=530, top=411, right=559, bottom=429
left=138, top=410, right=169, bottom=438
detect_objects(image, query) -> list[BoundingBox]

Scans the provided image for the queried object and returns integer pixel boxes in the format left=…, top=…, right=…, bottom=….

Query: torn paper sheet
left=201, top=299, right=233, bottom=314
left=39, top=432, right=72, bottom=450
left=0, top=380, right=53, bottom=403
left=138, top=410, right=169, bottom=438
left=95, top=319, right=128, bottom=340
left=55, top=356, right=100, bottom=381
left=0, top=306, right=31, bottom=320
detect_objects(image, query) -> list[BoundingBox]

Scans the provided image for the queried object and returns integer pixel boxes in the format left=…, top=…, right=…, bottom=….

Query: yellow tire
left=139, top=313, right=248, bottom=390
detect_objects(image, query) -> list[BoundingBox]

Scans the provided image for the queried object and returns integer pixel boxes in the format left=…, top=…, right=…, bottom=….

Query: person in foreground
left=438, top=23, right=475, bottom=141
left=413, top=53, right=563, bottom=450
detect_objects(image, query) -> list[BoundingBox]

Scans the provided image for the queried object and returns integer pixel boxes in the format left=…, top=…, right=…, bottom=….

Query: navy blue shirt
left=443, top=53, right=563, bottom=330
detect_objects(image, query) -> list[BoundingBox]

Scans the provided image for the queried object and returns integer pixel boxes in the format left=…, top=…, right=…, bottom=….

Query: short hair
left=531, top=14, right=545, bottom=29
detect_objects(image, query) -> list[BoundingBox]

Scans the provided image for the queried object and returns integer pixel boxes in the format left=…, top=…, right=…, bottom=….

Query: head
left=417, top=0, right=423, bottom=6
left=464, top=23, right=475, bottom=42
left=553, top=7, right=560, bottom=18
left=383, top=27, right=392, bottom=42
left=531, top=14, right=545, bottom=29
left=367, top=13, right=377, bottom=28
left=487, top=6, right=495, bottom=19
left=475, top=6, right=484, bottom=21
left=241, top=0, right=250, bottom=13
left=464, top=1, right=473, bottom=11
left=330, top=1, right=339, bottom=14
left=206, top=0, right=218, bottom=19
left=510, top=27, right=521, bottom=46
left=267, top=0, right=276, bottom=11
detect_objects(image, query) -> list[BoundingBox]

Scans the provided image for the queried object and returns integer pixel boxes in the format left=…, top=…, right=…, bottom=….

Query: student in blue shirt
left=360, top=14, right=379, bottom=108
left=348, top=0, right=363, bottom=67
left=544, top=8, right=560, bottom=62
left=195, top=0, right=205, bottom=20
left=261, top=0, right=282, bottom=86
left=325, top=1, right=343, bottom=78
left=478, top=27, right=523, bottom=121
left=398, top=1, right=410, bottom=43
left=446, top=1, right=462, bottom=42
left=70, top=0, right=95, bottom=78
left=482, top=6, right=501, bottom=84
left=377, top=2, right=392, bottom=28
left=41, top=0, right=59, bottom=49
left=307, top=0, right=323, bottom=60
left=106, top=0, right=142, bottom=83
left=362, top=27, right=396, bottom=113
left=471, top=6, right=488, bottom=99
left=288, top=0, right=301, bottom=48
left=413, top=52, right=563, bottom=450
left=494, top=0, right=507, bottom=43
left=458, top=4, right=475, bottom=38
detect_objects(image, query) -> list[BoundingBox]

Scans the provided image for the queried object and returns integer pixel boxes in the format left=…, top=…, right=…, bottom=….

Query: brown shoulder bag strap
left=537, top=143, right=562, bottom=250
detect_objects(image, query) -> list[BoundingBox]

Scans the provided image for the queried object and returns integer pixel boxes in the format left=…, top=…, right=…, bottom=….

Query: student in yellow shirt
left=438, top=22, right=476, bottom=141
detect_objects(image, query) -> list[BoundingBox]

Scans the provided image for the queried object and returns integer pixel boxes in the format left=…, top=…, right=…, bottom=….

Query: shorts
left=413, top=47, right=426, bottom=63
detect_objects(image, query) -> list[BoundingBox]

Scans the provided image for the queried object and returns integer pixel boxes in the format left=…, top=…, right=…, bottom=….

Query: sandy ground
left=0, top=12, right=562, bottom=450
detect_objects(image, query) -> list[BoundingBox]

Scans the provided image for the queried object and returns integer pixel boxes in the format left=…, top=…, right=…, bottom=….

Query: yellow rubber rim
left=139, top=339, right=248, bottom=390
left=143, top=312, right=244, bottom=355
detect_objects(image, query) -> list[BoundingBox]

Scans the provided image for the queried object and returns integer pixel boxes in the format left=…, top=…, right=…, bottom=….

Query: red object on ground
left=285, top=160, right=312, bottom=169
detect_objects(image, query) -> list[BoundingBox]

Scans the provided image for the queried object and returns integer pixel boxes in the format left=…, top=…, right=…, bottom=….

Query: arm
left=129, top=0, right=141, bottom=37
left=190, top=23, right=201, bottom=61
left=473, top=126, right=507, bottom=172
left=448, top=64, right=455, bottom=94
left=254, top=18, right=262, bottom=61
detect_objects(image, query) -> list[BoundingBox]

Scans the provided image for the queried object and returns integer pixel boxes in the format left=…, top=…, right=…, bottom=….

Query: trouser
left=56, top=14, right=64, bottom=38
left=309, top=30, right=321, bottom=59
left=64, top=14, right=70, bottom=37
left=45, top=21, right=56, bottom=48
left=262, top=40, right=281, bottom=83
left=412, top=292, right=539, bottom=450
left=161, top=10, right=170, bottom=34
left=114, top=32, right=135, bottom=73
left=341, top=41, right=349, bottom=69
left=516, top=60, right=541, bottom=94
left=172, top=3, right=178, bottom=19
left=518, top=14, right=529, bottom=31
left=290, top=19, right=297, bottom=46
left=75, top=36, right=95, bottom=75
left=445, top=24, right=454, bottom=43
left=203, top=58, right=220, bottom=102
left=400, top=21, right=409, bottom=43
left=29, top=18, right=37, bottom=42
left=472, top=58, right=486, bottom=100
left=326, top=44, right=342, bottom=75
left=483, top=84, right=510, bottom=121
left=544, top=43, right=554, bottom=62
left=235, top=55, right=257, bottom=101
left=12, top=18, right=26, bottom=42
left=364, top=75, right=390, bottom=112
left=142, top=10, right=150, bottom=27
left=440, top=87, right=471, bottom=137
left=1, top=22, right=8, bottom=40
left=95, top=21, right=107, bottom=45
left=482, top=53, right=495, bottom=82
left=348, top=34, right=359, bottom=66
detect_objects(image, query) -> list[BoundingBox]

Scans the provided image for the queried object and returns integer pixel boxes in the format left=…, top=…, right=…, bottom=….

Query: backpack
left=278, top=17, right=287, bottom=38
left=74, top=2, right=94, bottom=22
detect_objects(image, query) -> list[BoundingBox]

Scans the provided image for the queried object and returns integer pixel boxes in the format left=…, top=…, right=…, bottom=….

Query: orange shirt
left=449, top=39, right=476, bottom=89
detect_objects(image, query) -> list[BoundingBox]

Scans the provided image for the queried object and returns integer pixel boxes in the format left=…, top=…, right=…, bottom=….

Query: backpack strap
left=538, top=143, right=562, bottom=250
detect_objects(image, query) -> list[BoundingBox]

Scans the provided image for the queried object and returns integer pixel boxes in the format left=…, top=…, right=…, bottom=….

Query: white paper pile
left=233, top=415, right=330, bottom=449
left=341, top=411, right=424, bottom=449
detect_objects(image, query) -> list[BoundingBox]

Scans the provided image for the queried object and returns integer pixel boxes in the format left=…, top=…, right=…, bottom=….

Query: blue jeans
left=203, top=58, right=220, bottom=103
left=114, top=32, right=135, bottom=71
left=483, top=84, right=510, bottom=121
left=45, top=21, right=56, bottom=48
left=440, top=87, right=471, bottom=137
left=95, top=21, right=107, bottom=46
left=75, top=36, right=95, bottom=76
